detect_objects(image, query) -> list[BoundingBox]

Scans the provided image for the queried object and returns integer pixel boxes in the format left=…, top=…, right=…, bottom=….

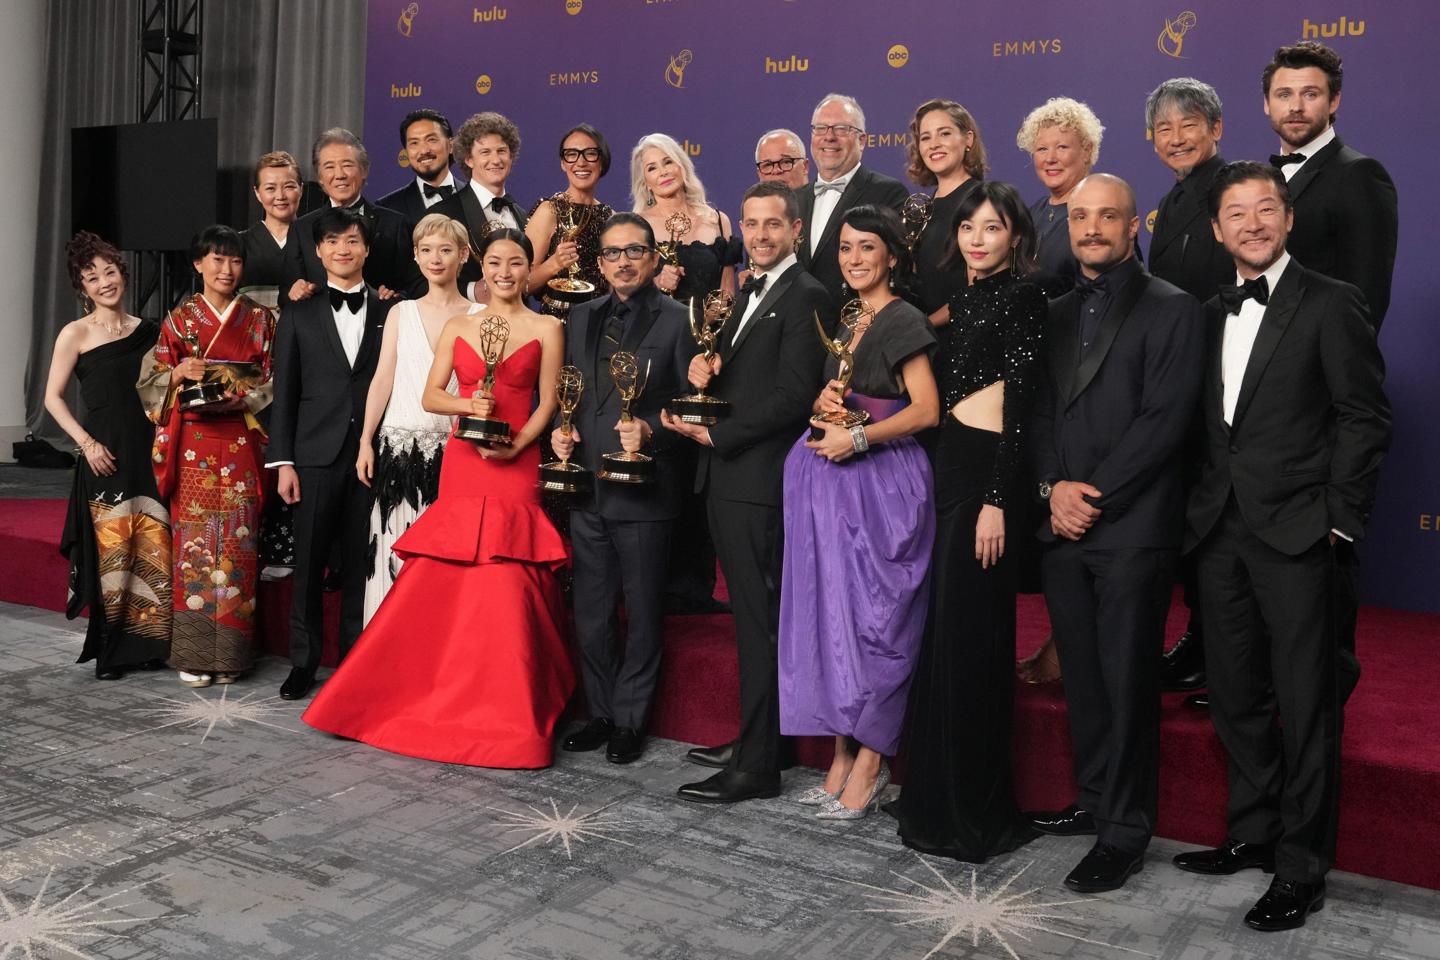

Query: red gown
left=302, top=338, right=574, bottom=768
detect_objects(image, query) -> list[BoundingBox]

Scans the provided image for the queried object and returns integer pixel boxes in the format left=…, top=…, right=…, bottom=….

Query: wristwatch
left=1038, top=480, right=1053, bottom=501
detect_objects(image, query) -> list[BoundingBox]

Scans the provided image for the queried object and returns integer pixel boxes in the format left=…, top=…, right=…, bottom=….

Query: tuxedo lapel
left=311, top=295, right=351, bottom=370
left=795, top=189, right=816, bottom=268
left=1286, top=136, right=1343, bottom=203
left=812, top=167, right=868, bottom=261
left=457, top=189, right=489, bottom=251
left=1070, top=272, right=1151, bottom=405
left=1230, top=262, right=1304, bottom=429
left=1051, top=293, right=1081, bottom=407
left=730, top=265, right=798, bottom=358
left=352, top=288, right=387, bottom=374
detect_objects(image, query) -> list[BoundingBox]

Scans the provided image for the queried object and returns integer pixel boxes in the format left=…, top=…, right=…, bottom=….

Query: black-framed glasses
left=560, top=147, right=603, bottom=163
left=756, top=156, right=803, bottom=175
left=811, top=123, right=862, bottom=138
left=599, top=244, right=654, bottom=262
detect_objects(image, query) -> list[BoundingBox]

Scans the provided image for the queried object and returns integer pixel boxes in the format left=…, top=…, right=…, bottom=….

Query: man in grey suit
left=553, top=213, right=694, bottom=764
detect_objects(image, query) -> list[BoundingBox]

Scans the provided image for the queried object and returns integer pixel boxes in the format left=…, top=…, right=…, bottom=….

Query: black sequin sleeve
left=987, top=281, right=1046, bottom=508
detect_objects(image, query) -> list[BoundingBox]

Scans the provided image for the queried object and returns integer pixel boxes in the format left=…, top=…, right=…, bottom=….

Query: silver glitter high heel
left=816, top=761, right=891, bottom=821
left=794, top=772, right=849, bottom=806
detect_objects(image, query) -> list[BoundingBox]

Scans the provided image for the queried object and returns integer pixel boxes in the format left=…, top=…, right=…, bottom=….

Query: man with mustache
left=1175, top=161, right=1389, bottom=930
left=1025, top=174, right=1205, bottom=892
left=378, top=108, right=458, bottom=226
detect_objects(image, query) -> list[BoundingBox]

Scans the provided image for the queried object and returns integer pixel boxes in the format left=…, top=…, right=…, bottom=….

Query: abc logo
left=475, top=74, right=493, bottom=95
left=887, top=44, right=910, bottom=68
left=565, top=0, right=582, bottom=14
left=397, top=148, right=410, bottom=169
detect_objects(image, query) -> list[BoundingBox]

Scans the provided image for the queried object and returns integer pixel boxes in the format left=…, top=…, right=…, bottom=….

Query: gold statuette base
left=597, top=451, right=655, bottom=484
left=667, top=392, right=731, bottom=426
left=455, top=415, right=513, bottom=446
left=540, top=277, right=598, bottom=320
left=177, top=380, right=231, bottom=410
left=539, top=460, right=593, bottom=494
left=809, top=409, right=871, bottom=442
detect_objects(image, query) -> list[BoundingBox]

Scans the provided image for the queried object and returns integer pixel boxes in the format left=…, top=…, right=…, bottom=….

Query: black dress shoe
left=606, top=727, right=644, bottom=764
left=1026, top=803, right=1097, bottom=836
left=1064, top=844, right=1144, bottom=893
left=1173, top=839, right=1276, bottom=875
left=677, top=769, right=781, bottom=804
left=1160, top=632, right=1207, bottom=691
left=279, top=667, right=315, bottom=701
left=136, top=659, right=168, bottom=671
left=1244, top=877, right=1325, bottom=931
left=1185, top=692, right=1209, bottom=709
left=562, top=718, right=614, bottom=752
left=686, top=740, right=734, bottom=768
left=94, top=665, right=124, bottom=681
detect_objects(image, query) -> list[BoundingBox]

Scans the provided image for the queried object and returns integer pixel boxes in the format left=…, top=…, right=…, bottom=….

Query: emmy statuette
left=809, top=298, right=876, bottom=441
left=597, top=352, right=655, bottom=484
left=540, top=194, right=598, bottom=319
left=454, top=314, right=514, bottom=446
left=538, top=365, right=593, bottom=494
left=667, top=290, right=734, bottom=425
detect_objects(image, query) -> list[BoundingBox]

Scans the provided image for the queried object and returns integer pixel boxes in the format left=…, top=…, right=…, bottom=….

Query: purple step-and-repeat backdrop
left=362, top=0, right=1438, bottom=613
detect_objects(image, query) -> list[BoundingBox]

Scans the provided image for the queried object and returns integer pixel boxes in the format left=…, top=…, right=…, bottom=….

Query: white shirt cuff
left=1330, top=528, right=1353, bottom=542
left=265, top=461, right=294, bottom=469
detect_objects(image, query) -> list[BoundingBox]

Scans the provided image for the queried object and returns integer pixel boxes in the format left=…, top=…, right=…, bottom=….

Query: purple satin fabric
left=778, top=416, right=935, bottom=756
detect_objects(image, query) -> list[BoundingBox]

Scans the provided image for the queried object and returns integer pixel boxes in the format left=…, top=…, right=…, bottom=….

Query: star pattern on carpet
left=0, top=869, right=168, bottom=960
left=142, top=688, right=298, bottom=743
left=843, top=855, right=1158, bottom=960
left=487, top=797, right=654, bottom=860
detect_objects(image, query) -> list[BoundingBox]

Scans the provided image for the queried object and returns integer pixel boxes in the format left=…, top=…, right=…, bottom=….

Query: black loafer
left=677, top=769, right=780, bottom=804
left=1160, top=632, right=1207, bottom=691
left=686, top=740, right=734, bottom=768
left=562, top=718, right=614, bottom=752
left=1244, top=877, right=1325, bottom=931
left=94, top=666, right=124, bottom=681
left=1064, top=844, right=1144, bottom=893
left=1026, top=803, right=1097, bottom=836
left=279, top=667, right=315, bottom=701
left=606, top=727, right=644, bottom=764
left=1173, top=839, right=1276, bottom=875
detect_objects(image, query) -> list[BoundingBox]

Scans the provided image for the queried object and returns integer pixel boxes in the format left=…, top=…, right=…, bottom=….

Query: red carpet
left=5, top=496, right=1437, bottom=889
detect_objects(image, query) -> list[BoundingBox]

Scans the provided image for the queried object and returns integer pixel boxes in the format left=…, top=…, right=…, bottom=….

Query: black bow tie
left=489, top=195, right=515, bottom=214
left=1217, top=276, right=1270, bottom=314
left=740, top=273, right=767, bottom=296
left=1269, top=152, right=1307, bottom=168
left=1073, top=273, right=1109, bottom=298
left=329, top=288, right=366, bottom=313
left=423, top=183, right=454, bottom=200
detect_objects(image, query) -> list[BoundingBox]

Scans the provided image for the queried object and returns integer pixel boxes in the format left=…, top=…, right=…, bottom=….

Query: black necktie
left=423, top=183, right=454, bottom=200
left=1269, top=153, right=1307, bottom=168
left=740, top=273, right=767, bottom=296
left=1217, top=276, right=1271, bottom=314
left=601, top=301, right=630, bottom=364
left=329, top=288, right=365, bottom=313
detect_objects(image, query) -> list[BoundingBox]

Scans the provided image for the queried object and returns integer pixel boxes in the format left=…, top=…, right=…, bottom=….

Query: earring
left=78, top=293, right=94, bottom=313
left=888, top=273, right=895, bottom=290
left=646, top=190, right=656, bottom=207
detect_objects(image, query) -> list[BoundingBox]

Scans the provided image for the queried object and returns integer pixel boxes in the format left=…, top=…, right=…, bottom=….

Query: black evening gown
left=239, top=221, right=293, bottom=290
left=59, top=322, right=173, bottom=670
left=911, top=180, right=981, bottom=317
left=889, top=270, right=1045, bottom=862
left=1028, top=197, right=1076, bottom=298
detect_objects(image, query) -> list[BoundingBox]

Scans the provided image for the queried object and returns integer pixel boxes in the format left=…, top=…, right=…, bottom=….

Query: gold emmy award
left=174, top=317, right=261, bottom=410
left=454, top=314, right=514, bottom=445
left=809, top=299, right=876, bottom=440
left=540, top=194, right=598, bottom=319
left=655, top=210, right=692, bottom=266
left=668, top=291, right=734, bottom=425
left=901, top=192, right=934, bottom=255
left=539, top=365, right=593, bottom=494
left=597, top=351, right=654, bottom=484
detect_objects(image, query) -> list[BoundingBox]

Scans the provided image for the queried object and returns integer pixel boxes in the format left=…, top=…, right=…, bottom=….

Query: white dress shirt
left=330, top=280, right=367, bottom=367
left=1221, top=253, right=1289, bottom=425
left=467, top=180, right=518, bottom=229
left=418, top=172, right=457, bottom=209
left=730, top=252, right=797, bottom=345
left=1278, top=125, right=1337, bottom=182
left=808, top=165, right=856, bottom=255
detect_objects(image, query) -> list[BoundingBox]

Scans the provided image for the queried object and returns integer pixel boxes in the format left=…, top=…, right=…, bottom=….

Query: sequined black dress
left=889, top=269, right=1045, bottom=862
left=528, top=195, right=614, bottom=298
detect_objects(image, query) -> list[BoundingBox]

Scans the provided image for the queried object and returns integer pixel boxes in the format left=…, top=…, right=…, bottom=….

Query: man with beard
left=1024, top=174, right=1204, bottom=892
left=1174, top=161, right=1389, bottom=931
left=378, top=109, right=458, bottom=225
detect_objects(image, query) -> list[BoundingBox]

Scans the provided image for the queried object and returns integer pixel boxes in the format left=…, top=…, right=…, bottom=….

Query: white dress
left=362, top=300, right=479, bottom=624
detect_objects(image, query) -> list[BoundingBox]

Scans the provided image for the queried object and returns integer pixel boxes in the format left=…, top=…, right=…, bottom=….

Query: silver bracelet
left=849, top=424, right=869, bottom=453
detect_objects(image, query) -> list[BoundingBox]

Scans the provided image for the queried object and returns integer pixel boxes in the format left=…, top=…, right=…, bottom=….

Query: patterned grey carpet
left=2, top=600, right=1438, bottom=960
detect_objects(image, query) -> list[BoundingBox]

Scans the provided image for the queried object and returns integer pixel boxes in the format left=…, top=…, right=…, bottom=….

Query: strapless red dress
left=303, top=338, right=574, bottom=768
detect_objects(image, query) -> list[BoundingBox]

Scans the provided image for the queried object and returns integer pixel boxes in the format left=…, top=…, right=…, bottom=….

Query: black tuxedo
left=562, top=286, right=695, bottom=730
left=431, top=186, right=529, bottom=290
left=697, top=261, right=831, bottom=773
left=1031, top=259, right=1204, bottom=854
left=284, top=200, right=425, bottom=300
left=1284, top=136, right=1398, bottom=330
left=377, top=177, right=458, bottom=227
left=795, top=164, right=908, bottom=301
left=268, top=287, right=392, bottom=672
left=1149, top=153, right=1233, bottom=304
left=1186, top=258, right=1389, bottom=883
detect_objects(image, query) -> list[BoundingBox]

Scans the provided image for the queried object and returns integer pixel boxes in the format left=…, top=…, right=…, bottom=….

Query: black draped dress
left=888, top=269, right=1045, bottom=861
left=59, top=322, right=173, bottom=671
left=241, top=221, right=295, bottom=570
left=911, top=180, right=981, bottom=317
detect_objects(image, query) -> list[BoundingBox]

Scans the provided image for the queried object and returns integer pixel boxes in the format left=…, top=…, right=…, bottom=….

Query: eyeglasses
left=756, top=156, right=804, bottom=175
left=560, top=147, right=602, bottom=163
left=811, top=123, right=862, bottom=138
left=598, top=244, right=654, bottom=262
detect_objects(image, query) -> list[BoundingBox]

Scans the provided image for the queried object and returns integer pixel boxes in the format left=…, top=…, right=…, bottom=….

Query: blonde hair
left=1015, top=97, right=1105, bottom=166
left=629, top=133, right=708, bottom=212
left=412, top=212, right=470, bottom=250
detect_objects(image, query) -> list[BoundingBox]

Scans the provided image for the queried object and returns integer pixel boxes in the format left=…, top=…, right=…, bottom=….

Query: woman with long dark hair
left=888, top=181, right=1046, bottom=860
